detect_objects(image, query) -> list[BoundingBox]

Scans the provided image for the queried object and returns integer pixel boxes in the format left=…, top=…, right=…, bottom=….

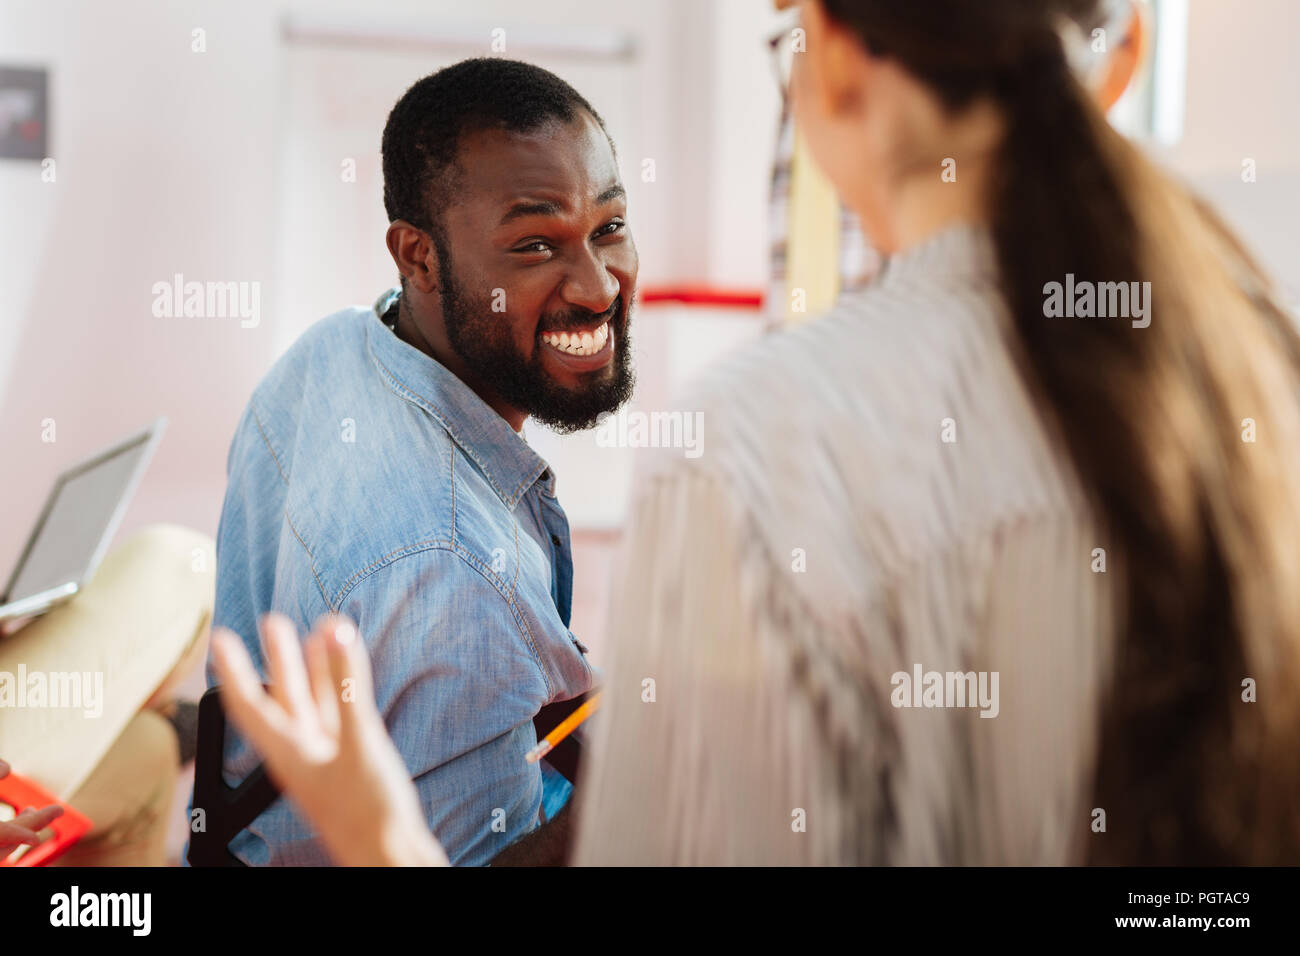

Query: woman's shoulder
left=678, top=276, right=1010, bottom=463
left=660, top=273, right=1082, bottom=567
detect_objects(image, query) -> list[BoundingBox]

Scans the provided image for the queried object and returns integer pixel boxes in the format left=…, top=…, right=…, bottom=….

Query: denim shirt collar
left=366, top=287, right=552, bottom=509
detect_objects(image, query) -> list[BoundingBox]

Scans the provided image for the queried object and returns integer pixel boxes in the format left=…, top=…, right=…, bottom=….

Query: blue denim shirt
left=205, top=291, right=596, bottom=866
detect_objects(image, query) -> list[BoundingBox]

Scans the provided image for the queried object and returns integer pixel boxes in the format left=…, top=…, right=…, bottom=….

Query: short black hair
left=381, top=57, right=609, bottom=241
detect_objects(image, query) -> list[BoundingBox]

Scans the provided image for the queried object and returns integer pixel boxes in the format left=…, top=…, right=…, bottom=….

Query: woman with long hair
left=213, top=0, right=1300, bottom=865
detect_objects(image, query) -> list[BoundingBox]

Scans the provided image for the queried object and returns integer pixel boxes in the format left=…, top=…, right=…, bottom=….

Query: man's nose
left=561, top=249, right=620, bottom=315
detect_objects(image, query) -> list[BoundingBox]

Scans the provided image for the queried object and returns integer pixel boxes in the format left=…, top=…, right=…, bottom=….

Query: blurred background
left=1, top=0, right=1299, bottom=858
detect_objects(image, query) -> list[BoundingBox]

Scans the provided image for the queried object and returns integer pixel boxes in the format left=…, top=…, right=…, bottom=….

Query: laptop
left=0, top=419, right=166, bottom=624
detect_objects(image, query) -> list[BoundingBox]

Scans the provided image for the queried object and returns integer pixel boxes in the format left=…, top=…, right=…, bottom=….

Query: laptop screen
left=5, top=434, right=153, bottom=603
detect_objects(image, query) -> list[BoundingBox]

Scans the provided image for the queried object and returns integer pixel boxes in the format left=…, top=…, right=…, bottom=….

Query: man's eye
left=515, top=240, right=552, bottom=254
left=595, top=220, right=625, bottom=238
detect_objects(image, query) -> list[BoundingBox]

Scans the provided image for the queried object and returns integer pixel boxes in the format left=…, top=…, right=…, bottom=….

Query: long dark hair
left=820, top=0, right=1300, bottom=863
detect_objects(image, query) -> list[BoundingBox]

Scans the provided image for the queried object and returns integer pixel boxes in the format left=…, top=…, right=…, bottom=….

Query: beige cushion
left=0, top=524, right=215, bottom=801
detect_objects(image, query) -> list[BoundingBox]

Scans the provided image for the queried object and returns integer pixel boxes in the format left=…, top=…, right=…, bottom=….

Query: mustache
left=537, top=297, right=624, bottom=335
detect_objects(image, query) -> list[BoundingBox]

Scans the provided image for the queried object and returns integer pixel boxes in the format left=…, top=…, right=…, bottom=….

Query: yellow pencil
left=525, top=692, right=602, bottom=763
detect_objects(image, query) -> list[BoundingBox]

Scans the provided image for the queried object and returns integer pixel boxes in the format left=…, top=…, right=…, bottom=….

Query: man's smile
left=539, top=319, right=614, bottom=371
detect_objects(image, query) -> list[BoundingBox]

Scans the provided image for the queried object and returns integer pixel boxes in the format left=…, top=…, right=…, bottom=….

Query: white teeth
left=542, top=321, right=610, bottom=357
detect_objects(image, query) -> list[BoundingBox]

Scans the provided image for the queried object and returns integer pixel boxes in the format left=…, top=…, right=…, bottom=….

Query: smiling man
left=205, top=58, right=636, bottom=866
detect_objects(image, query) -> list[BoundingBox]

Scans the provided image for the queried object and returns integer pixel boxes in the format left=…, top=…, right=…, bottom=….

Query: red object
left=639, top=287, right=765, bottom=309
left=0, top=770, right=93, bottom=866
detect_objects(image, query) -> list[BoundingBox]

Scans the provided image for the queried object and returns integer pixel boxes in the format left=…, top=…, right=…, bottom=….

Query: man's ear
left=385, top=220, right=440, bottom=295
left=1097, top=0, right=1147, bottom=112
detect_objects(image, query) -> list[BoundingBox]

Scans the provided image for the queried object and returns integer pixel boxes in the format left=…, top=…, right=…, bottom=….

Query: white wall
left=0, top=0, right=775, bottom=576
left=1162, top=0, right=1300, bottom=304
left=0, top=0, right=278, bottom=581
left=2, top=0, right=1299, bottom=577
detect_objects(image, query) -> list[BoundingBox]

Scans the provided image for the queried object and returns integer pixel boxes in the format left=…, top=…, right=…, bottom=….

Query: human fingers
left=213, top=628, right=299, bottom=770
left=303, top=626, right=340, bottom=738
left=260, top=613, right=315, bottom=720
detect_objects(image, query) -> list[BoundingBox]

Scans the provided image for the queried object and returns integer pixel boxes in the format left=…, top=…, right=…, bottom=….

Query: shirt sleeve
left=572, top=466, right=824, bottom=864
left=570, top=467, right=1113, bottom=866
left=336, top=548, right=554, bottom=866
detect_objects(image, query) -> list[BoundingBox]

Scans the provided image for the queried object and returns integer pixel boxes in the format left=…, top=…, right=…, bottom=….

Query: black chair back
left=187, top=685, right=589, bottom=866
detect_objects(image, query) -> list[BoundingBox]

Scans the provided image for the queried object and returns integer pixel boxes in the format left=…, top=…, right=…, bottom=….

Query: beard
left=436, top=244, right=635, bottom=435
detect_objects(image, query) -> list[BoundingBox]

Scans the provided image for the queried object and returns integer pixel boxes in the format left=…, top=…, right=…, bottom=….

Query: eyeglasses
left=767, top=11, right=803, bottom=102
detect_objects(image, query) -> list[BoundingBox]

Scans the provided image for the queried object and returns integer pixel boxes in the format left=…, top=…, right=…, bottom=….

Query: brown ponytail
left=822, top=0, right=1300, bottom=863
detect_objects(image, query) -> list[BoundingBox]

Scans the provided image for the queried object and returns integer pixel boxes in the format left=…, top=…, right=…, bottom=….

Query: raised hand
left=211, top=614, right=448, bottom=867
